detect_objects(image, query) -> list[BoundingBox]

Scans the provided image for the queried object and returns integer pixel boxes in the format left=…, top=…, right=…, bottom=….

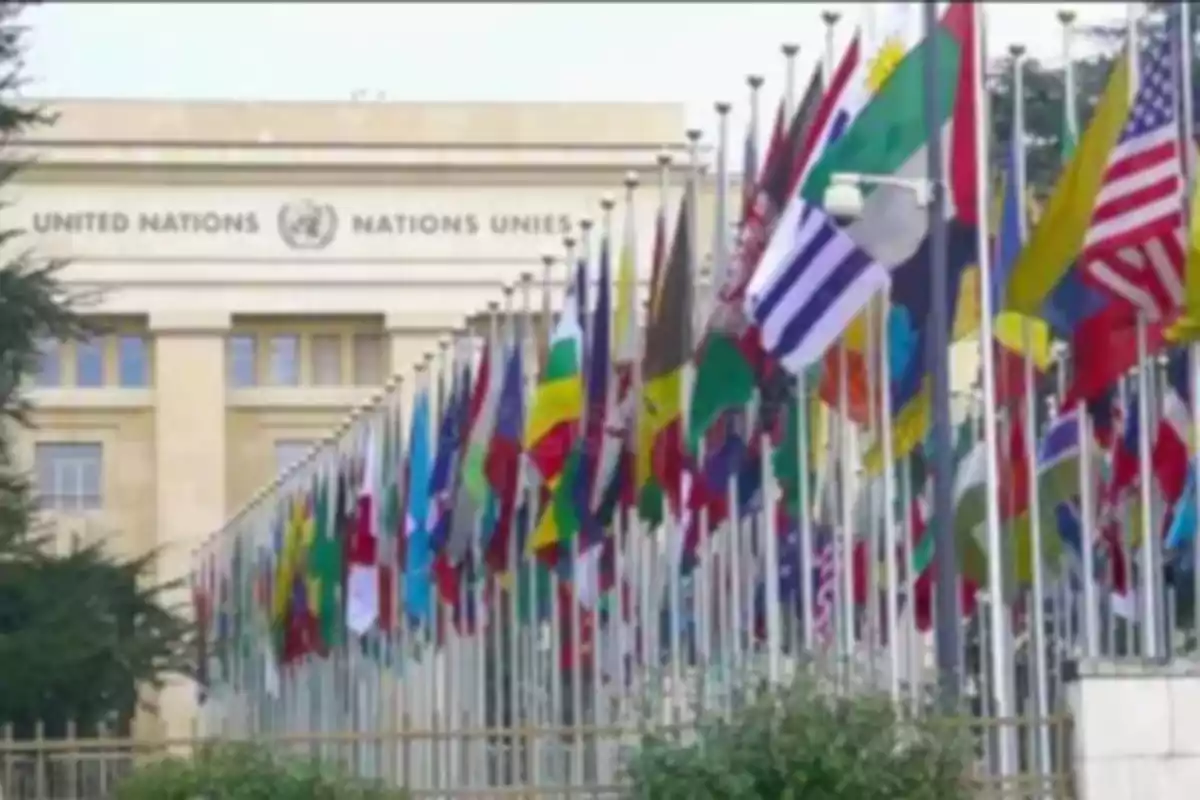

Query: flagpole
left=648, top=151, right=672, bottom=722
left=1179, top=1, right=1200, bottom=655
left=1008, top=40, right=1052, bottom=777
left=523, top=260, right=546, bottom=786
left=567, top=221, right=589, bottom=784
left=1125, top=3, right=1163, bottom=660
left=966, top=2, right=1016, bottom=772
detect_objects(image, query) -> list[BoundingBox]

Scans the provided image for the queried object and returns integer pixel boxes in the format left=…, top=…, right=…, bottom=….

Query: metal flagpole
left=1125, top=2, right=1162, bottom=659
left=816, top=7, right=855, bottom=683
left=926, top=0, right=962, bottom=709
left=1009, top=41, right=1052, bottom=777
left=967, top=1, right=1014, bottom=765
left=880, top=293, right=901, bottom=702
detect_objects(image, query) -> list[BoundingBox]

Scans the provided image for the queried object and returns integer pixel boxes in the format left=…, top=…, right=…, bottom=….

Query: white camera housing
left=824, top=179, right=865, bottom=226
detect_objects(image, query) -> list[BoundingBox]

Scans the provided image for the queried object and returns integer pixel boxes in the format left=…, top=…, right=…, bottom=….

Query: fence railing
left=0, top=713, right=1074, bottom=800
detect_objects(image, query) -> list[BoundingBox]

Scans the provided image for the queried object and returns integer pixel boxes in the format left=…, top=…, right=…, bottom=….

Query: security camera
left=824, top=179, right=865, bottom=226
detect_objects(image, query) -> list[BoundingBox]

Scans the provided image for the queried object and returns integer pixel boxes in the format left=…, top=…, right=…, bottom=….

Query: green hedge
left=115, top=743, right=407, bottom=800
left=623, top=680, right=973, bottom=799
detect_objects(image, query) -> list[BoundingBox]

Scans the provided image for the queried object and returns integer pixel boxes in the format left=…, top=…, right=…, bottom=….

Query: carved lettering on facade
left=29, top=208, right=574, bottom=242
left=30, top=211, right=262, bottom=236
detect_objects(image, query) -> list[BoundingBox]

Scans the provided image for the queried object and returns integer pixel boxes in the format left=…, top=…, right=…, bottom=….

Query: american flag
left=812, top=526, right=837, bottom=644
left=1081, top=27, right=1186, bottom=322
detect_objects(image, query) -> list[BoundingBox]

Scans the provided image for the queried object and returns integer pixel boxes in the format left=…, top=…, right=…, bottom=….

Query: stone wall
left=1068, top=658, right=1200, bottom=799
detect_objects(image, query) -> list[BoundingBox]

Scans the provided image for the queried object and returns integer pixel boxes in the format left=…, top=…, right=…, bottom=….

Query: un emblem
left=277, top=199, right=338, bottom=250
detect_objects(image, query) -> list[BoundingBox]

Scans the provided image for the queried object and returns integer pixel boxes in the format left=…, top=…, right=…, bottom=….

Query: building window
left=34, top=442, right=103, bottom=511
left=228, top=335, right=257, bottom=388
left=310, top=334, right=343, bottom=386
left=74, top=338, right=105, bottom=388
left=117, top=335, right=148, bottom=387
left=35, top=339, right=61, bottom=387
left=352, top=334, right=384, bottom=386
left=268, top=335, right=300, bottom=386
left=274, top=439, right=314, bottom=476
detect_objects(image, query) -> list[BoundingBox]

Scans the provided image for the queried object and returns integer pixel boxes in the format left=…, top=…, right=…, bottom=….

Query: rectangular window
left=34, top=442, right=103, bottom=512
left=228, top=335, right=257, bottom=388
left=74, top=338, right=105, bottom=388
left=116, top=335, right=148, bottom=387
left=352, top=334, right=384, bottom=386
left=35, top=339, right=61, bottom=387
left=274, top=439, right=315, bottom=476
left=310, top=334, right=343, bottom=386
left=269, top=335, right=300, bottom=386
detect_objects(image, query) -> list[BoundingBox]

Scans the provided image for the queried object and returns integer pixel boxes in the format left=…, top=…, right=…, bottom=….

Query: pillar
left=149, top=310, right=231, bottom=742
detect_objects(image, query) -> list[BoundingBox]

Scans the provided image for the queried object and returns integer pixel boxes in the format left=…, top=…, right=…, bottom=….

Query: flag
left=345, top=422, right=380, bottom=636
left=1168, top=179, right=1200, bottom=341
left=527, top=257, right=588, bottom=555
left=799, top=7, right=926, bottom=421
left=377, top=410, right=401, bottom=634
left=593, top=188, right=640, bottom=522
left=1005, top=50, right=1131, bottom=318
left=484, top=339, right=525, bottom=573
left=526, top=270, right=585, bottom=487
left=782, top=2, right=982, bottom=461
left=1079, top=28, right=1186, bottom=323
left=404, top=386, right=434, bottom=624
left=636, top=180, right=673, bottom=520
left=636, top=195, right=694, bottom=516
left=308, top=467, right=343, bottom=653
left=1003, top=44, right=1175, bottom=405
left=1167, top=467, right=1198, bottom=550
left=992, top=138, right=1051, bottom=402
left=689, top=68, right=826, bottom=450
left=452, top=336, right=500, bottom=564
left=1154, top=348, right=1192, bottom=505
left=580, top=234, right=613, bottom=538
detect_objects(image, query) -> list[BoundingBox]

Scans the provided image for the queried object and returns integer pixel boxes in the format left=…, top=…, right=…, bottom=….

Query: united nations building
left=8, top=98, right=711, bottom=738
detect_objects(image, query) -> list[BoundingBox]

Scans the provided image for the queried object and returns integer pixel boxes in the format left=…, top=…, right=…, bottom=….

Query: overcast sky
left=21, top=2, right=1126, bottom=143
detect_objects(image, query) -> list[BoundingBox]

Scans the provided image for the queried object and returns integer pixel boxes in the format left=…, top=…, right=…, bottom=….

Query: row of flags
left=192, top=2, right=1200, bottom=706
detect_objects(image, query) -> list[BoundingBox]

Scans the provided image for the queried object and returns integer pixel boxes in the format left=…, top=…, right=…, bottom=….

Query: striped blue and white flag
left=746, top=202, right=889, bottom=373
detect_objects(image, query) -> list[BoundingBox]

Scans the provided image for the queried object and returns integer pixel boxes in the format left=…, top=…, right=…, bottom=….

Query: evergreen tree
left=0, top=2, right=192, bottom=740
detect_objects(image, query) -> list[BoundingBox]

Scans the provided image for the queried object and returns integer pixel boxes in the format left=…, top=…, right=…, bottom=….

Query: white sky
left=21, top=2, right=1126, bottom=145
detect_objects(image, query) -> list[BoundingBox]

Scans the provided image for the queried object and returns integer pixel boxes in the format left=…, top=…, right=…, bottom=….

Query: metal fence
left=0, top=713, right=1073, bottom=800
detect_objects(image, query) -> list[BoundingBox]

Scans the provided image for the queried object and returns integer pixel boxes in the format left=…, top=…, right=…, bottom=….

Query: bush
left=624, top=679, right=972, bottom=799
left=115, top=743, right=408, bottom=800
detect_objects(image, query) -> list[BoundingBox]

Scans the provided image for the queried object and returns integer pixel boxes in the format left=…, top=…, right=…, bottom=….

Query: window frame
left=116, top=334, right=149, bottom=388
left=352, top=333, right=385, bottom=386
left=309, top=333, right=344, bottom=386
left=268, top=334, right=301, bottom=387
left=73, top=338, right=106, bottom=388
left=228, top=334, right=258, bottom=388
left=35, top=339, right=62, bottom=388
left=34, top=442, right=104, bottom=512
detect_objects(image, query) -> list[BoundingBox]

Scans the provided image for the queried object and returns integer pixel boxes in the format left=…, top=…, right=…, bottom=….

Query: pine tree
left=0, top=2, right=192, bottom=740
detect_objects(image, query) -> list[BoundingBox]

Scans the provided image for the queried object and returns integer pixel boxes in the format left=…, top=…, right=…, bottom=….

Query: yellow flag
left=1167, top=172, right=1200, bottom=342
left=1005, top=56, right=1131, bottom=315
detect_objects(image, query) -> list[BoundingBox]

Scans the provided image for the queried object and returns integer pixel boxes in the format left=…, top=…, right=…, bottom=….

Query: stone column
left=149, top=310, right=231, bottom=742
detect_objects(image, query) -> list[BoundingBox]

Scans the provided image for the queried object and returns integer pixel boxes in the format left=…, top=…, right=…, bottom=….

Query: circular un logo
left=277, top=199, right=338, bottom=250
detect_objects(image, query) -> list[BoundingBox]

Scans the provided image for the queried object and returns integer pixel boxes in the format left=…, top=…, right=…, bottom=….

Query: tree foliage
left=987, top=6, right=1200, bottom=197
left=0, top=1, right=192, bottom=740
left=624, top=678, right=972, bottom=799
left=116, top=744, right=407, bottom=800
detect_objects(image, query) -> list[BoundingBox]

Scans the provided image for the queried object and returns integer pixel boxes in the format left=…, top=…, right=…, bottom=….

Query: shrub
left=623, top=679, right=972, bottom=800
left=115, top=742, right=408, bottom=800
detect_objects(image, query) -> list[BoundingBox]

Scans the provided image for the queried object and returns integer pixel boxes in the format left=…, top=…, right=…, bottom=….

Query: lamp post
left=823, top=166, right=960, bottom=706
